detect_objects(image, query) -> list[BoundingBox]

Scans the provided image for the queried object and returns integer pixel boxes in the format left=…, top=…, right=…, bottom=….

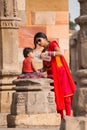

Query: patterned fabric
left=17, top=72, right=46, bottom=79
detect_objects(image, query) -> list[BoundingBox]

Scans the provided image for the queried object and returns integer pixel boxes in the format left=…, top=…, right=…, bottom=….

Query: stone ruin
left=0, top=0, right=21, bottom=114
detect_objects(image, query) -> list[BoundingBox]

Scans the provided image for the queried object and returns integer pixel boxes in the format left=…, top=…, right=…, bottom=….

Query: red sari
left=48, top=41, right=76, bottom=111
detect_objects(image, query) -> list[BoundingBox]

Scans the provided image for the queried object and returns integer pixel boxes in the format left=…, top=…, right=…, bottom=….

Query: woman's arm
left=41, top=46, right=63, bottom=58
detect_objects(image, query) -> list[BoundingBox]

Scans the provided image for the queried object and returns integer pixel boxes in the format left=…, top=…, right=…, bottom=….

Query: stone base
left=0, top=89, right=15, bottom=113
left=7, top=113, right=61, bottom=128
left=0, top=113, right=9, bottom=127
left=60, top=116, right=87, bottom=130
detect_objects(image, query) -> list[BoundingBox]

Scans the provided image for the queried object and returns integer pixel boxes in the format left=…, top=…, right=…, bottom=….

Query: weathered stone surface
left=0, top=113, right=9, bottom=127
left=61, top=0, right=87, bottom=130
left=75, top=69, right=87, bottom=87
left=11, top=78, right=55, bottom=115
left=72, top=88, right=87, bottom=116
left=31, top=11, right=56, bottom=25
left=0, top=90, right=15, bottom=113
left=7, top=113, right=61, bottom=128
left=60, top=116, right=87, bottom=130
left=0, top=0, right=21, bottom=113
left=69, top=31, right=79, bottom=81
left=7, top=78, right=59, bottom=128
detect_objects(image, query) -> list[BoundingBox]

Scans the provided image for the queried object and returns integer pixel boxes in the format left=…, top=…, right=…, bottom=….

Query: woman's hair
left=34, top=32, right=48, bottom=49
left=23, top=47, right=33, bottom=58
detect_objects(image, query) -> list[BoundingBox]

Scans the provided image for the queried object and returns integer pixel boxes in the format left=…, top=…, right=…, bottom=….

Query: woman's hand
left=40, top=52, right=51, bottom=61
left=40, top=52, right=46, bottom=59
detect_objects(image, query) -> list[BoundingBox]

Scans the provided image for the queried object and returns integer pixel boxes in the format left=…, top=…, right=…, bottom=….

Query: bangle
left=48, top=51, right=52, bottom=56
left=53, top=51, right=56, bottom=56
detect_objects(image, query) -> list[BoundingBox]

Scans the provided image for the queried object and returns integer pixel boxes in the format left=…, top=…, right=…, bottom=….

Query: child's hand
left=40, top=52, right=46, bottom=59
left=36, top=70, right=40, bottom=74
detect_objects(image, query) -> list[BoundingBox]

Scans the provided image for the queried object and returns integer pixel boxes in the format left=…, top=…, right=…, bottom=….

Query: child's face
left=28, top=52, right=34, bottom=58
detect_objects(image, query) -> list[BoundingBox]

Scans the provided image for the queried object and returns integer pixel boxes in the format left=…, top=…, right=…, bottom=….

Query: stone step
left=0, top=127, right=60, bottom=130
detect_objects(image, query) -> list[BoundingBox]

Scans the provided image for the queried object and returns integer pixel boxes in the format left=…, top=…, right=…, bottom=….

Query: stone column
left=0, top=0, right=20, bottom=112
left=73, top=0, right=87, bottom=116
left=60, top=0, right=87, bottom=130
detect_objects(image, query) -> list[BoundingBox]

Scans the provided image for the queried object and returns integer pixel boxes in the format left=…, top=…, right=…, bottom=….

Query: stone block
left=0, top=113, right=8, bottom=127
left=60, top=116, right=87, bottom=130
left=17, top=0, right=25, bottom=11
left=0, top=90, right=15, bottom=113
left=26, top=11, right=32, bottom=25
left=26, top=0, right=68, bottom=11
left=11, top=78, right=55, bottom=115
left=7, top=113, right=61, bottom=128
left=47, top=25, right=69, bottom=39
left=59, top=38, right=69, bottom=49
left=56, top=11, right=69, bottom=25
left=18, top=26, right=46, bottom=48
left=72, top=88, right=87, bottom=116
left=18, top=10, right=26, bottom=24
left=31, top=11, right=56, bottom=25
left=27, top=91, right=56, bottom=114
left=81, top=43, right=87, bottom=68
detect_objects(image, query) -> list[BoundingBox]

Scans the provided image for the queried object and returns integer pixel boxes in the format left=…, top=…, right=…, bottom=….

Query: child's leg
left=64, top=96, right=72, bottom=116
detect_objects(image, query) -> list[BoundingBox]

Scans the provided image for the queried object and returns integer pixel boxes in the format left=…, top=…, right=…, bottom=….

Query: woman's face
left=35, top=38, right=48, bottom=47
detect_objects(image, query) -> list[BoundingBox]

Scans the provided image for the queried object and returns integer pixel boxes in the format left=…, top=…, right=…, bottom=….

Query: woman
left=34, top=32, right=76, bottom=119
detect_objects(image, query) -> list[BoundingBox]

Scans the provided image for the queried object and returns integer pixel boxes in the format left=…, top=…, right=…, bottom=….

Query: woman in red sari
left=34, top=32, right=76, bottom=119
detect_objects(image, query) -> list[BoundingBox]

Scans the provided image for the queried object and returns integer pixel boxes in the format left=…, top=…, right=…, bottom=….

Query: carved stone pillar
left=60, top=0, right=87, bottom=130
left=73, top=0, right=87, bottom=116
left=0, top=0, right=20, bottom=112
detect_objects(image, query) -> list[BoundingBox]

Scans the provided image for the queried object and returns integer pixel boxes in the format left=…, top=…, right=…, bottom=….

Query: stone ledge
left=60, top=116, right=87, bottom=130
left=7, top=113, right=61, bottom=128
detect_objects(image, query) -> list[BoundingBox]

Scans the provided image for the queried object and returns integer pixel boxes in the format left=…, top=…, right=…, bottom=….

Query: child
left=18, top=47, right=45, bottom=79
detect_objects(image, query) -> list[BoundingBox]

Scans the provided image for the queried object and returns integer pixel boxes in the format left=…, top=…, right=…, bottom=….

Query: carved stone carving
left=0, top=0, right=18, bottom=17
left=73, top=0, right=87, bottom=116
left=47, top=92, right=54, bottom=104
left=16, top=93, right=25, bottom=106
left=13, top=0, right=18, bottom=17
left=0, top=18, right=20, bottom=29
left=3, top=0, right=9, bottom=17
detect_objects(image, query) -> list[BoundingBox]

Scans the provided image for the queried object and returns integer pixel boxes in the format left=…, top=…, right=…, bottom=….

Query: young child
left=18, top=47, right=45, bottom=79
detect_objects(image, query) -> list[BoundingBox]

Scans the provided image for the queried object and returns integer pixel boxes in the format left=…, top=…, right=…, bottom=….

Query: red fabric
left=43, top=60, right=53, bottom=79
left=22, top=57, right=34, bottom=73
left=48, top=41, right=76, bottom=111
left=64, top=96, right=72, bottom=116
left=58, top=96, right=72, bottom=119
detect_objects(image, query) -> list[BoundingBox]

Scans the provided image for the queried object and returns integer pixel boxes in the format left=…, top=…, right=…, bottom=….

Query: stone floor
left=0, top=127, right=60, bottom=130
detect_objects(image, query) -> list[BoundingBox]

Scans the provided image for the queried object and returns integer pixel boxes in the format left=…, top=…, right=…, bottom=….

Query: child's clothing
left=22, top=56, right=34, bottom=73
left=18, top=56, right=46, bottom=79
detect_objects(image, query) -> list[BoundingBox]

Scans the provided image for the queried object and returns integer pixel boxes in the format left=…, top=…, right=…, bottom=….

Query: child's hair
left=23, top=47, right=33, bottom=58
